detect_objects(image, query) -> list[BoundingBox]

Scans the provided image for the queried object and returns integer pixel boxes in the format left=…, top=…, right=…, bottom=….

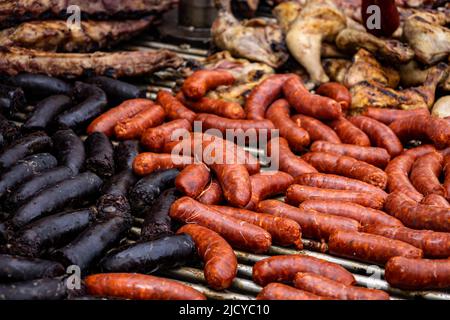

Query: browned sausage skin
left=115, top=103, right=165, bottom=140
left=175, top=163, right=211, bottom=198
left=156, top=90, right=196, bottom=124
left=177, top=224, right=237, bottom=290
left=141, top=119, right=192, bottom=152
left=292, top=115, right=341, bottom=144
left=133, top=153, right=192, bottom=176
left=182, top=70, right=235, bottom=100
left=362, top=107, right=430, bottom=125
left=421, top=194, right=450, bottom=208
left=329, top=117, right=371, bottom=147
left=410, top=152, right=445, bottom=197
left=196, top=178, right=224, bottom=205
left=257, top=283, right=327, bottom=300
left=316, top=82, right=352, bottom=111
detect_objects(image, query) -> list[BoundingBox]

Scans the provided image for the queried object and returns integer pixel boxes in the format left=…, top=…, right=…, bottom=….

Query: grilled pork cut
left=0, top=47, right=184, bottom=79
left=0, top=18, right=154, bottom=52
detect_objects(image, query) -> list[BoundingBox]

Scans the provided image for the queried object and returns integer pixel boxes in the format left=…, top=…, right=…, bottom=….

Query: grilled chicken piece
left=336, top=28, right=414, bottom=64
left=0, top=0, right=174, bottom=28
left=351, top=62, right=447, bottom=110
left=344, top=49, right=400, bottom=88
left=404, top=11, right=450, bottom=64
left=0, top=19, right=153, bottom=53
left=212, top=0, right=288, bottom=68
left=0, top=47, right=183, bottom=79
left=275, top=0, right=347, bottom=85
left=322, top=58, right=352, bottom=83
left=399, top=60, right=450, bottom=91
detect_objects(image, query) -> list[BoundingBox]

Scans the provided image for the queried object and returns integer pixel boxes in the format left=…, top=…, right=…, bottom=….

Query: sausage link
left=115, top=103, right=165, bottom=140
left=421, top=194, right=450, bottom=208
left=245, top=171, right=294, bottom=210
left=267, top=137, right=317, bottom=178
left=141, top=119, right=192, bottom=152
left=385, top=192, right=450, bottom=232
left=252, top=255, right=355, bottom=286
left=133, top=153, right=192, bottom=176
left=328, top=231, right=423, bottom=265
left=85, top=273, right=206, bottom=300
left=293, top=273, right=389, bottom=300
left=245, top=74, right=293, bottom=120
left=302, top=152, right=388, bottom=189
left=196, top=178, right=224, bottom=205
left=177, top=224, right=237, bottom=290
left=257, top=200, right=360, bottom=241
left=294, top=173, right=388, bottom=200
left=265, top=99, right=310, bottom=151
left=310, top=141, right=390, bottom=168
left=444, top=154, right=450, bottom=201
left=257, top=283, right=326, bottom=300
left=349, top=116, right=403, bottom=157
left=410, top=152, right=445, bottom=196
left=178, top=93, right=245, bottom=120
left=182, top=70, right=235, bottom=100
left=316, top=82, right=352, bottom=111
left=364, top=225, right=450, bottom=258
left=211, top=205, right=302, bottom=249
left=156, top=91, right=196, bottom=124
left=291, top=115, right=341, bottom=144
left=300, top=200, right=403, bottom=227
left=87, top=99, right=151, bottom=136
left=170, top=197, right=272, bottom=253
left=385, top=257, right=450, bottom=290
left=362, top=107, right=430, bottom=125
left=404, top=145, right=437, bottom=158
left=286, top=185, right=384, bottom=209
left=175, top=163, right=211, bottom=198
left=329, top=117, right=371, bottom=147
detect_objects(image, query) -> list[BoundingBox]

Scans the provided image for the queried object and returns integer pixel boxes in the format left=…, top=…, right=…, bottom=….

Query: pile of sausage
left=0, top=70, right=449, bottom=300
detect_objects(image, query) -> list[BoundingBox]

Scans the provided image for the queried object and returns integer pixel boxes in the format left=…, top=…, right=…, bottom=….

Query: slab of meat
left=0, top=47, right=183, bottom=79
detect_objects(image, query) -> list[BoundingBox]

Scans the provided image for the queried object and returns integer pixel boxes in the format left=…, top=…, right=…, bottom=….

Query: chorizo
left=316, top=82, right=352, bottom=111
left=329, top=117, right=371, bottom=147
left=302, top=152, right=388, bottom=189
left=245, top=74, right=293, bottom=121
left=362, top=107, right=430, bottom=125
left=133, top=153, right=192, bottom=176
left=265, top=99, right=310, bottom=151
left=257, top=283, right=326, bottom=300
left=211, top=205, right=302, bottom=249
left=182, top=70, right=235, bottom=99
left=291, top=115, right=341, bottom=144
left=299, top=200, right=403, bottom=227
left=286, top=185, right=384, bottom=209
left=257, top=200, right=360, bottom=241
left=267, top=137, right=317, bottom=178
left=385, top=257, right=450, bottom=290
left=196, top=178, right=224, bottom=205
left=169, top=197, right=272, bottom=253
left=385, top=192, right=450, bottom=232
left=444, top=154, right=450, bottom=201
left=141, top=119, right=192, bottom=153
left=177, top=224, right=237, bottom=290
left=156, top=90, right=196, bottom=124
left=410, top=152, right=445, bottom=196
left=349, top=116, right=403, bottom=157
left=283, top=76, right=342, bottom=120
left=252, top=255, right=355, bottom=286
left=364, top=225, right=450, bottom=258
left=328, top=231, right=423, bottom=265
left=293, top=273, right=389, bottom=300
left=310, top=141, right=391, bottom=168
left=178, top=93, right=245, bottom=120
left=115, top=102, right=165, bottom=140
left=87, top=98, right=151, bottom=136
left=421, top=194, right=450, bottom=208
left=175, top=163, right=211, bottom=198
left=85, top=273, right=206, bottom=300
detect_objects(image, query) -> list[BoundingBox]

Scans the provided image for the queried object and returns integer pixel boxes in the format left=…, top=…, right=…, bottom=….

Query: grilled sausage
left=8, top=73, right=71, bottom=98
left=23, top=95, right=72, bottom=131
left=444, top=154, right=450, bottom=201
left=179, top=93, right=245, bottom=120
left=141, top=119, right=192, bottom=152
left=329, top=117, right=371, bottom=147
left=175, top=163, right=211, bottom=198
left=196, top=178, right=224, bottom=205
left=114, top=140, right=140, bottom=172
left=362, top=107, right=430, bottom=125
left=421, top=194, right=450, bottom=208
left=133, top=153, right=192, bottom=176
left=410, top=152, right=445, bottom=197
left=0, top=255, right=64, bottom=282
left=87, top=76, right=145, bottom=104
left=52, top=129, right=85, bottom=174
left=257, top=283, right=326, bottom=300
left=85, top=132, right=115, bottom=178
left=291, top=115, right=341, bottom=144
left=156, top=91, right=196, bottom=124
left=0, top=84, right=26, bottom=115
left=316, top=82, right=352, bottom=111
left=182, top=70, right=235, bottom=99
left=0, top=277, right=68, bottom=300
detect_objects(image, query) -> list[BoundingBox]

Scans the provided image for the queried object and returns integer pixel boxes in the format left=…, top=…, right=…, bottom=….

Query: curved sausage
left=362, top=107, right=430, bottom=125
left=23, top=95, right=72, bottom=131
left=0, top=277, right=68, bottom=300
left=156, top=90, right=196, bottom=124
left=141, top=119, right=192, bottom=152
left=444, top=154, right=450, bottom=201
left=386, top=155, right=424, bottom=202
left=196, top=179, right=224, bottom=205
left=182, top=70, right=235, bottom=99
left=329, top=117, right=371, bottom=147
left=133, top=153, right=192, bottom=176
left=85, top=132, right=115, bottom=178
left=178, top=93, right=245, bottom=120
left=175, top=163, right=211, bottom=198
left=169, top=197, right=272, bottom=253
left=177, top=224, right=237, bottom=290
left=52, top=129, right=85, bottom=174
left=87, top=76, right=145, bottom=103
left=410, top=152, right=445, bottom=196
left=291, top=115, right=341, bottom=144
left=114, top=140, right=140, bottom=172
left=115, top=103, right=165, bottom=140
left=316, top=82, right=352, bottom=111
left=0, top=255, right=64, bottom=282
left=257, top=283, right=326, bottom=300
left=421, top=194, right=450, bottom=208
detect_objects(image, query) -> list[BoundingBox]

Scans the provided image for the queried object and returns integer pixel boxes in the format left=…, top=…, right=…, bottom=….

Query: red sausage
left=177, top=224, right=237, bottom=290
left=328, top=231, right=423, bottom=265
left=85, top=273, right=206, bottom=300
left=245, top=74, right=293, bottom=120
left=385, top=192, right=450, bottom=232
left=302, top=152, right=388, bottom=189
left=256, top=283, right=327, bottom=300
left=349, top=115, right=403, bottom=157
left=410, top=152, right=445, bottom=197
left=443, top=154, right=450, bottom=201
left=182, top=70, right=235, bottom=100
left=257, top=200, right=360, bottom=241
left=252, top=255, right=356, bottom=286
left=265, top=99, right=310, bottom=151
left=329, top=117, right=371, bottom=147
left=211, top=205, right=302, bottom=249
left=141, top=119, right=192, bottom=152
left=175, top=163, right=211, bottom=198
left=364, top=225, right=450, bottom=258
left=286, top=185, right=385, bottom=210
left=310, top=140, right=391, bottom=168
left=156, top=90, right=196, bottom=124
left=169, top=197, right=272, bottom=253
left=385, top=257, right=450, bottom=290
left=421, top=194, right=450, bottom=208
left=316, top=82, right=352, bottom=111
left=293, top=273, right=389, bottom=300
left=267, top=137, right=317, bottom=178
left=291, top=115, right=341, bottom=144
left=300, top=200, right=403, bottom=227
left=283, top=76, right=342, bottom=120
left=362, top=107, right=430, bottom=125
left=133, top=153, right=192, bottom=176
left=196, top=178, right=224, bottom=205
left=178, top=93, right=245, bottom=120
